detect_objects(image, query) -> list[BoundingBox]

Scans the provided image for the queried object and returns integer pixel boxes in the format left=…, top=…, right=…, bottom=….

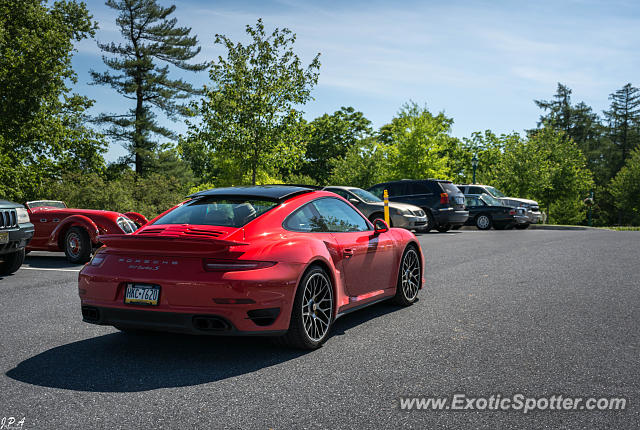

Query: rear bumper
left=81, top=306, right=286, bottom=336
left=436, top=208, right=469, bottom=226
left=0, top=223, right=34, bottom=256
left=78, top=260, right=301, bottom=334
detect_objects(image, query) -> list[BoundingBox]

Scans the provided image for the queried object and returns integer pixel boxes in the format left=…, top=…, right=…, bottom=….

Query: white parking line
left=20, top=267, right=81, bottom=272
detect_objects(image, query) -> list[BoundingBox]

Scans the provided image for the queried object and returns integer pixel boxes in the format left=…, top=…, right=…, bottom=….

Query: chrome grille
left=0, top=209, right=17, bottom=229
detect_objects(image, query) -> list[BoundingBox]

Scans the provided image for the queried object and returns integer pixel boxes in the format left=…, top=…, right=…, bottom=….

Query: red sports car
left=25, top=200, right=148, bottom=263
left=79, top=186, right=424, bottom=349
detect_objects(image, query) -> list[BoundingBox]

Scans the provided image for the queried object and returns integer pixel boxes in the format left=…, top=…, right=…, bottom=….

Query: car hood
left=30, top=207, right=126, bottom=217
left=500, top=197, right=539, bottom=206
left=0, top=200, right=22, bottom=209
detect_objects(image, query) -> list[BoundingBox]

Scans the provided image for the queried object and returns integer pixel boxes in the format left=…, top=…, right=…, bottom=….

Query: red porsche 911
left=79, top=186, right=424, bottom=349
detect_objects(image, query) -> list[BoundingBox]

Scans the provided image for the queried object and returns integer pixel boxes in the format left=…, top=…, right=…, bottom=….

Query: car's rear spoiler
left=98, top=234, right=248, bottom=254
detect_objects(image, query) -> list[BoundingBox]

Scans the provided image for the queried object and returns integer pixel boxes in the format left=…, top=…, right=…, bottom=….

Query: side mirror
left=348, top=198, right=360, bottom=205
left=373, top=218, right=389, bottom=234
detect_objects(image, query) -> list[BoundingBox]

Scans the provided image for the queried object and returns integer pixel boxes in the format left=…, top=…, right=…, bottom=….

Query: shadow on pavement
left=6, top=301, right=406, bottom=392
left=24, top=253, right=83, bottom=269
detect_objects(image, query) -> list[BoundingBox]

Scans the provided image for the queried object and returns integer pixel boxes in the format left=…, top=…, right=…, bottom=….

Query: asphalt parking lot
left=1, top=229, right=639, bottom=429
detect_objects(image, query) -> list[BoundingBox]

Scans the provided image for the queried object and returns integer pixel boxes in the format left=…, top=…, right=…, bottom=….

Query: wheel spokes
left=301, top=272, right=333, bottom=341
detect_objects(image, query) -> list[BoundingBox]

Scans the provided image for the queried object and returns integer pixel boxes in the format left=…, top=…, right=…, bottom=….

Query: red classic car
left=25, top=200, right=148, bottom=263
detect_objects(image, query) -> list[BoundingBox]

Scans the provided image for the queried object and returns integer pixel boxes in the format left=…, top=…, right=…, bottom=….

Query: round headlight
left=16, top=207, right=30, bottom=224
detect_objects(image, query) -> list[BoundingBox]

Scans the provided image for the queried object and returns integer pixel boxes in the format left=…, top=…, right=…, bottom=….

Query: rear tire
left=475, top=214, right=492, bottom=230
left=64, top=226, right=92, bottom=263
left=275, top=266, right=334, bottom=350
left=452, top=225, right=462, bottom=230
left=393, top=246, right=421, bottom=306
left=0, top=249, right=25, bottom=276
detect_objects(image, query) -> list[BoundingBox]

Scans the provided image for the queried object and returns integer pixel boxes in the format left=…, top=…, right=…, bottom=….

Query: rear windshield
left=154, top=197, right=279, bottom=227
left=440, top=183, right=462, bottom=195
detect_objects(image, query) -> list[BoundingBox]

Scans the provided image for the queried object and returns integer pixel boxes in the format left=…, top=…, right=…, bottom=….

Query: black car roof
left=187, top=185, right=315, bottom=201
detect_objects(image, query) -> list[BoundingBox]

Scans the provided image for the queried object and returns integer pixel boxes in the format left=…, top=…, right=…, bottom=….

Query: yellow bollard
left=383, top=189, right=390, bottom=225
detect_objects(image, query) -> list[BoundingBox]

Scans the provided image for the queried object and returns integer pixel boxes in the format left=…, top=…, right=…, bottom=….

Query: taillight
left=440, top=193, right=449, bottom=205
left=509, top=209, right=515, bottom=215
left=203, top=259, right=277, bottom=272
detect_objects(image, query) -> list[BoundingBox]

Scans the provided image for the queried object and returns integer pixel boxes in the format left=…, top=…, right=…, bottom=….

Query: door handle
left=343, top=248, right=354, bottom=259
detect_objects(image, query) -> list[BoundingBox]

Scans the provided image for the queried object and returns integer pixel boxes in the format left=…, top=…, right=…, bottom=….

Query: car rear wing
left=98, top=234, right=248, bottom=254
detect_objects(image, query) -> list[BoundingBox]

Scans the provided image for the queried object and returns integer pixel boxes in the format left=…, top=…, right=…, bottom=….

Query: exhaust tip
left=82, top=306, right=100, bottom=322
left=192, top=315, right=231, bottom=331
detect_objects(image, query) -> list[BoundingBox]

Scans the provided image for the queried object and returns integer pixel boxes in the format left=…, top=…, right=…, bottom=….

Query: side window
left=368, top=185, right=384, bottom=199
left=311, top=198, right=370, bottom=232
left=408, top=181, right=431, bottom=195
left=387, top=182, right=407, bottom=196
left=428, top=181, right=442, bottom=193
left=465, top=197, right=481, bottom=207
left=469, top=186, right=485, bottom=194
left=284, top=203, right=325, bottom=232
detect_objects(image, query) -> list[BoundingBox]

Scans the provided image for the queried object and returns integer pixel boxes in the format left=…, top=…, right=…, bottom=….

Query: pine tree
left=91, top=0, right=206, bottom=175
left=534, top=83, right=609, bottom=184
left=603, top=83, right=640, bottom=170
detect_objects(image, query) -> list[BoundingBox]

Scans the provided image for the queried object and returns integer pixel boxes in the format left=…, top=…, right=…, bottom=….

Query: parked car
left=79, top=186, right=424, bottom=350
left=0, top=200, right=34, bottom=276
left=25, top=200, right=148, bottom=263
left=323, top=186, right=427, bottom=231
left=456, top=184, right=543, bottom=229
left=461, top=194, right=520, bottom=230
left=367, top=179, right=469, bottom=232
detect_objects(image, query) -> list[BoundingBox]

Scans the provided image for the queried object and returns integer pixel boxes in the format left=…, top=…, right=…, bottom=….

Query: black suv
left=0, top=200, right=34, bottom=276
left=367, top=179, right=469, bottom=232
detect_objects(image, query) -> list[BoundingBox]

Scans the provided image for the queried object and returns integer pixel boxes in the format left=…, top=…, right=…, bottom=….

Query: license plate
left=124, top=283, right=160, bottom=305
left=0, top=231, right=8, bottom=245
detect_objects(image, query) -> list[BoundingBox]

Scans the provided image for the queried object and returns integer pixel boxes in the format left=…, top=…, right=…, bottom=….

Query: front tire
left=475, top=214, right=492, bottom=230
left=436, top=224, right=450, bottom=233
left=515, top=223, right=530, bottom=230
left=422, top=211, right=434, bottom=233
left=0, top=249, right=25, bottom=276
left=276, top=266, right=334, bottom=350
left=64, top=226, right=92, bottom=263
left=393, top=246, right=421, bottom=306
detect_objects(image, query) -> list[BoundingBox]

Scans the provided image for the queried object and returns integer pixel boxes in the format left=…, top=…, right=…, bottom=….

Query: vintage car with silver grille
left=0, top=200, right=34, bottom=276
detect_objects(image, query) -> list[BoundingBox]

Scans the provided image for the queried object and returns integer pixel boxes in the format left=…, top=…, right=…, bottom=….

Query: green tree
left=91, top=0, right=206, bottom=175
left=381, top=102, right=459, bottom=181
left=302, top=107, right=372, bottom=184
left=535, top=83, right=609, bottom=184
left=328, top=138, right=388, bottom=188
left=495, top=127, right=593, bottom=224
left=182, top=19, right=321, bottom=185
left=603, top=83, right=640, bottom=171
left=609, top=147, right=640, bottom=225
left=0, top=0, right=105, bottom=202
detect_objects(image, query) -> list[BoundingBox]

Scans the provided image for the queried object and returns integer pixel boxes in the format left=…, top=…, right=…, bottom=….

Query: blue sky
left=72, top=0, right=640, bottom=162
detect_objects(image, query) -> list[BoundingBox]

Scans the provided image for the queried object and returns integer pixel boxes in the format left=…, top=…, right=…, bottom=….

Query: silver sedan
left=324, top=186, right=428, bottom=231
